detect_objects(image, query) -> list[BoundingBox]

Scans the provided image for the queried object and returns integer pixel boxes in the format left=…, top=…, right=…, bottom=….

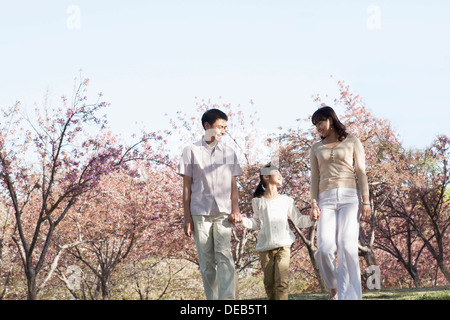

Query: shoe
left=329, top=289, right=338, bottom=300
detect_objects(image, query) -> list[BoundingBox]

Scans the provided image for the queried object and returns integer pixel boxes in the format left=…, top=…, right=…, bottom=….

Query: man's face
left=204, top=119, right=227, bottom=142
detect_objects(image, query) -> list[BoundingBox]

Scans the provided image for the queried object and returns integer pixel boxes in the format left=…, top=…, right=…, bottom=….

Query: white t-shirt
left=242, top=195, right=314, bottom=251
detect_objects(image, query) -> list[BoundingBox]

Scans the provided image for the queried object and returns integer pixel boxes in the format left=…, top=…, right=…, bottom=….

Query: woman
left=309, top=106, right=371, bottom=300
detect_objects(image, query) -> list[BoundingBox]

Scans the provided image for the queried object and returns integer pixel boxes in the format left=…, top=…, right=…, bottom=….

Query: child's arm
left=288, top=198, right=314, bottom=229
left=241, top=216, right=261, bottom=230
left=241, top=198, right=261, bottom=230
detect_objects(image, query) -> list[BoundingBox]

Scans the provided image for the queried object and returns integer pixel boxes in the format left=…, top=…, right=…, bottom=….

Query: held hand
left=229, top=212, right=243, bottom=225
left=310, top=203, right=321, bottom=221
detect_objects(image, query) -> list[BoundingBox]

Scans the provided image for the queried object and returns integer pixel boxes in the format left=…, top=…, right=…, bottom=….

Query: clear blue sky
left=1, top=0, right=449, bottom=150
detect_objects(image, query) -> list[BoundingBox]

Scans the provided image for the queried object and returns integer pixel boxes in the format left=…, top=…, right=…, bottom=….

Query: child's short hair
left=201, top=108, right=228, bottom=129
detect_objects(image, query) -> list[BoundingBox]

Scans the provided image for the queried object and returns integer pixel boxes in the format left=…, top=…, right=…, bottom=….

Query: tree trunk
left=438, top=259, right=450, bottom=284
left=26, top=269, right=38, bottom=300
left=292, top=223, right=328, bottom=292
left=409, top=265, right=422, bottom=287
left=305, top=243, right=328, bottom=292
left=232, top=227, right=249, bottom=300
left=235, top=268, right=239, bottom=300
left=99, top=275, right=110, bottom=300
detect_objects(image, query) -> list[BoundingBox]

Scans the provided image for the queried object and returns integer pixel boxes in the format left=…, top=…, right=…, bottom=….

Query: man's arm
left=183, top=175, right=194, bottom=237
left=229, top=176, right=242, bottom=224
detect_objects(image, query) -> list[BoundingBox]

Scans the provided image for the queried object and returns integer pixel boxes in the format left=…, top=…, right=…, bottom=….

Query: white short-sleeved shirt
left=242, top=195, right=314, bottom=251
left=177, top=137, right=243, bottom=216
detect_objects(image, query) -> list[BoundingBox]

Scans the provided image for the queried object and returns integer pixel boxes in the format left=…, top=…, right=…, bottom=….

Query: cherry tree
left=53, top=157, right=176, bottom=299
left=404, top=136, right=449, bottom=283
left=0, top=77, right=161, bottom=299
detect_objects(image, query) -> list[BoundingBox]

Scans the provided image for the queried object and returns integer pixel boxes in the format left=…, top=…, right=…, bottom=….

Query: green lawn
left=288, top=285, right=450, bottom=300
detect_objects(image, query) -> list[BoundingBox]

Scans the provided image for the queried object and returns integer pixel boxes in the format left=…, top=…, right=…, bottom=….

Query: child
left=241, top=164, right=313, bottom=300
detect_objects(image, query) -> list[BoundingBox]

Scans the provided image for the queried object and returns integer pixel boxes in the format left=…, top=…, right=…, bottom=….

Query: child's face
left=204, top=119, right=227, bottom=142
left=263, top=169, right=283, bottom=187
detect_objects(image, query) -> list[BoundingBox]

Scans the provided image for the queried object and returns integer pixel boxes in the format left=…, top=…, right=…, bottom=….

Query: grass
left=288, top=285, right=450, bottom=300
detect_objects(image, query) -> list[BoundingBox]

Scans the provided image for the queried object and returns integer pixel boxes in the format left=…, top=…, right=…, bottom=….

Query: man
left=177, top=108, right=243, bottom=300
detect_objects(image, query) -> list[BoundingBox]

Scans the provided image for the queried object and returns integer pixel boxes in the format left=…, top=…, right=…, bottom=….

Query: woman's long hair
left=253, top=164, right=279, bottom=198
left=311, top=106, right=348, bottom=141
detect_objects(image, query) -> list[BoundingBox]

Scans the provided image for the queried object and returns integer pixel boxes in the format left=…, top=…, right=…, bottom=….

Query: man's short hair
left=201, top=108, right=228, bottom=129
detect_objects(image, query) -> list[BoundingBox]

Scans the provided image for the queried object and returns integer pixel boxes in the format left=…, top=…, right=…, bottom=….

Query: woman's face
left=315, top=118, right=333, bottom=138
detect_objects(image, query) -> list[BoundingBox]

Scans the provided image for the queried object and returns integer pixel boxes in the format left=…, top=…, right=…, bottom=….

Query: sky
left=1, top=0, right=449, bottom=151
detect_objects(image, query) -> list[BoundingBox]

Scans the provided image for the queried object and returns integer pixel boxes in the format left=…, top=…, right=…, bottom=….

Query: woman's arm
left=354, top=138, right=371, bottom=220
left=288, top=198, right=314, bottom=229
left=310, top=146, right=321, bottom=220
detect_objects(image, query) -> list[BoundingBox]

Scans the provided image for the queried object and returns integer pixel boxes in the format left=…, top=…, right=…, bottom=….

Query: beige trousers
left=259, top=246, right=290, bottom=300
left=192, top=214, right=235, bottom=300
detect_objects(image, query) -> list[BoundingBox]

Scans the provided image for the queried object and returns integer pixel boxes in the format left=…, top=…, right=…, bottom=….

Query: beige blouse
left=310, top=136, right=369, bottom=203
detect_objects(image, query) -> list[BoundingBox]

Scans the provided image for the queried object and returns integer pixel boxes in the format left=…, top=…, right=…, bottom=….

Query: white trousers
left=314, top=188, right=362, bottom=300
left=192, top=214, right=235, bottom=300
